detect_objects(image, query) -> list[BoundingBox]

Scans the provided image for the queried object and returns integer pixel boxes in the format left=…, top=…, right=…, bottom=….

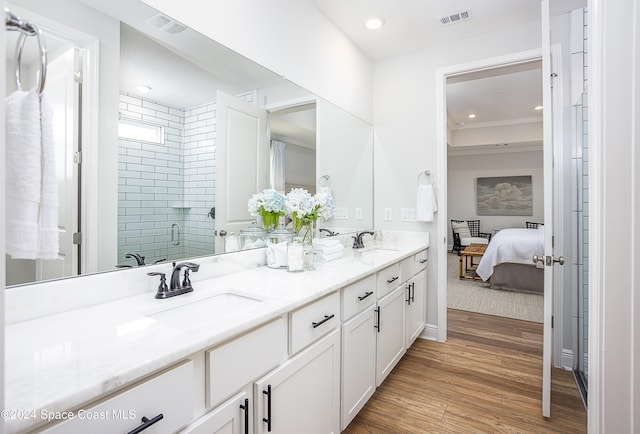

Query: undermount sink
left=358, top=245, right=399, bottom=253
left=148, top=292, right=263, bottom=328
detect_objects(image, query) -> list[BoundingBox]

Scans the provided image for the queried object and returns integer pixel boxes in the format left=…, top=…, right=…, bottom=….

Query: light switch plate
left=355, top=207, right=363, bottom=220
left=384, top=208, right=392, bottom=221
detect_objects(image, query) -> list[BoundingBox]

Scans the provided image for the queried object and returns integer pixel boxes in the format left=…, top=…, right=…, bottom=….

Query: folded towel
left=266, top=240, right=289, bottom=268
left=320, top=250, right=344, bottom=262
left=416, top=184, right=437, bottom=222
left=313, top=238, right=341, bottom=248
left=314, top=242, right=344, bottom=255
left=6, top=90, right=59, bottom=259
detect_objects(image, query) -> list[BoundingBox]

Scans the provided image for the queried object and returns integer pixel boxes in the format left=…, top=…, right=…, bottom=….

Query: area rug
left=447, top=253, right=543, bottom=323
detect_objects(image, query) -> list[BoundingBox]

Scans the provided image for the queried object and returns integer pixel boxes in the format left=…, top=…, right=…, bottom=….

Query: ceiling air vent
left=439, top=9, right=472, bottom=26
left=146, top=14, right=187, bottom=34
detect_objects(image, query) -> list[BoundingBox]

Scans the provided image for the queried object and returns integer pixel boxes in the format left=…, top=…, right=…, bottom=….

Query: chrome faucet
left=125, top=252, right=146, bottom=266
left=149, top=261, right=200, bottom=299
left=170, top=262, right=200, bottom=292
left=319, top=228, right=338, bottom=237
left=352, top=231, right=374, bottom=249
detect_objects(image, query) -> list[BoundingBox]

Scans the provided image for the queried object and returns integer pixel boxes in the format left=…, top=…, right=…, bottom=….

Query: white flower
left=314, top=191, right=335, bottom=220
left=248, top=189, right=286, bottom=216
left=285, top=188, right=316, bottom=217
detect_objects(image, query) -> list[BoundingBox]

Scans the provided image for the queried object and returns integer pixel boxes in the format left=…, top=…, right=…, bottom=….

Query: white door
left=37, top=48, right=79, bottom=281
left=540, top=0, right=563, bottom=418
left=215, top=91, right=268, bottom=253
left=375, top=285, right=406, bottom=386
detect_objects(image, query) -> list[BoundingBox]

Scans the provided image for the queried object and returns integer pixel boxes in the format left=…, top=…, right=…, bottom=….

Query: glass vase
left=260, top=212, right=280, bottom=232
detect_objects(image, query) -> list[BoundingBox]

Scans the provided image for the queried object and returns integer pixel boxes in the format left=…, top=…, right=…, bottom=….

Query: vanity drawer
left=377, top=262, right=402, bottom=298
left=290, top=291, right=341, bottom=354
left=400, top=250, right=429, bottom=279
left=342, top=274, right=376, bottom=320
left=207, top=317, right=286, bottom=408
left=41, top=360, right=193, bottom=434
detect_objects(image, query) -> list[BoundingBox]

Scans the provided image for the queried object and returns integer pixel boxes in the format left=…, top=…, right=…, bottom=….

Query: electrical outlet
left=355, top=207, right=363, bottom=220
left=334, top=207, right=349, bottom=220
left=384, top=208, right=393, bottom=221
left=400, top=208, right=417, bottom=222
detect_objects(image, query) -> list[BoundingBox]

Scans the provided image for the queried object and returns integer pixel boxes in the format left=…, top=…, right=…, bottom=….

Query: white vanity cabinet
left=41, top=360, right=194, bottom=434
left=401, top=250, right=428, bottom=348
left=375, top=283, right=407, bottom=386
left=179, top=389, right=251, bottom=434
left=340, top=275, right=377, bottom=429
left=251, top=292, right=341, bottom=434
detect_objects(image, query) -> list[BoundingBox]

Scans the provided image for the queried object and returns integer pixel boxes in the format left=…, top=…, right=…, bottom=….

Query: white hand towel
left=320, top=250, right=344, bottom=262
left=38, top=94, right=59, bottom=259
left=5, top=90, right=59, bottom=259
left=313, top=238, right=341, bottom=248
left=416, top=184, right=437, bottom=222
left=6, top=90, right=42, bottom=259
left=314, top=242, right=344, bottom=255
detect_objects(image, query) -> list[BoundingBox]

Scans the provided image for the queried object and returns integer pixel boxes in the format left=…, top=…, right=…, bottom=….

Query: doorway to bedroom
left=445, top=60, right=545, bottom=324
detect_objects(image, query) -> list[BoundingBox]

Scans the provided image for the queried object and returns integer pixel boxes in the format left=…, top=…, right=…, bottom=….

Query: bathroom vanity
left=5, top=233, right=428, bottom=433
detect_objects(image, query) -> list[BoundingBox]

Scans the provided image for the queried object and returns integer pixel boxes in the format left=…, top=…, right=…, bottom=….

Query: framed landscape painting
left=476, top=175, right=533, bottom=216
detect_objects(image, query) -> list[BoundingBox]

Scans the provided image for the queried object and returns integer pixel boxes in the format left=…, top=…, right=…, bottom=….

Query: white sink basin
left=148, top=292, right=263, bottom=328
left=358, top=245, right=399, bottom=253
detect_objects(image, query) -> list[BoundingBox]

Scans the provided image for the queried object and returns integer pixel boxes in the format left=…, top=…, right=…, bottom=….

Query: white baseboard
left=561, top=349, right=574, bottom=370
left=419, top=323, right=439, bottom=341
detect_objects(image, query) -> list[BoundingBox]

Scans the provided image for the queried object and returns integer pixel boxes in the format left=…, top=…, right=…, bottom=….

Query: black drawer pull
left=374, top=307, right=381, bottom=333
left=358, top=291, right=374, bottom=301
left=263, top=385, right=272, bottom=432
left=127, top=414, right=163, bottom=434
left=410, top=282, right=415, bottom=303
left=312, top=314, right=335, bottom=328
left=240, top=398, right=249, bottom=434
left=419, top=259, right=428, bottom=264
left=406, top=284, right=411, bottom=305
left=386, top=276, right=399, bottom=284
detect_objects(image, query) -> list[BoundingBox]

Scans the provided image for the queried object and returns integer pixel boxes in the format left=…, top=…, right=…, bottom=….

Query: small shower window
left=118, top=118, right=165, bottom=144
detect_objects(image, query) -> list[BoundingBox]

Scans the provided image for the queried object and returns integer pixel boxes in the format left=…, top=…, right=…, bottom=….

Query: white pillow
left=452, top=221, right=471, bottom=238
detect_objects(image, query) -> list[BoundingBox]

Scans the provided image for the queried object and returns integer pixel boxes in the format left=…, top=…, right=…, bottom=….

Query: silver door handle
left=218, top=229, right=227, bottom=237
left=533, top=255, right=564, bottom=266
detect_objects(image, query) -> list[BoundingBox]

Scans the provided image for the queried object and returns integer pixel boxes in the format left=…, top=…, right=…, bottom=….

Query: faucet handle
left=147, top=272, right=170, bottom=299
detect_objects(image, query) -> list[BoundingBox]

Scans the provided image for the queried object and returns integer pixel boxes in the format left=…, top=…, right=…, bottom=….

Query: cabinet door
left=341, top=305, right=376, bottom=430
left=376, top=285, right=406, bottom=386
left=405, top=270, right=427, bottom=348
left=180, top=390, right=251, bottom=434
left=254, top=330, right=340, bottom=434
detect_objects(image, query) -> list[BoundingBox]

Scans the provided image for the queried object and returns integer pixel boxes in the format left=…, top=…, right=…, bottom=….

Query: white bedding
left=476, top=228, right=544, bottom=281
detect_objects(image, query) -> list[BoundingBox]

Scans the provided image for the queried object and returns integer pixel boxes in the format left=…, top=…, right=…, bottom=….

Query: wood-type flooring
left=343, top=309, right=587, bottom=433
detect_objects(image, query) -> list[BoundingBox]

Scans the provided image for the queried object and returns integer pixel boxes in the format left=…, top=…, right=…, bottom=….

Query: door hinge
left=550, top=72, right=557, bottom=88
left=74, top=151, right=82, bottom=164
left=74, top=71, right=83, bottom=84
left=73, top=232, right=82, bottom=245
left=551, top=316, right=554, bottom=328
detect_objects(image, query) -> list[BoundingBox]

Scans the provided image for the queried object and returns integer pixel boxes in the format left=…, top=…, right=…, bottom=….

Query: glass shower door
left=573, top=92, right=588, bottom=406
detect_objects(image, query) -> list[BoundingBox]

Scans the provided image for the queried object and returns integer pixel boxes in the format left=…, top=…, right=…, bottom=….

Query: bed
left=476, top=227, right=545, bottom=294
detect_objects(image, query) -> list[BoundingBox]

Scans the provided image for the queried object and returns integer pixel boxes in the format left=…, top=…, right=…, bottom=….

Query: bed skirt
left=490, top=263, right=544, bottom=295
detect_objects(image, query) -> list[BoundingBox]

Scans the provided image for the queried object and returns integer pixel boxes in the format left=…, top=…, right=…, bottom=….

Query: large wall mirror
left=5, top=0, right=373, bottom=286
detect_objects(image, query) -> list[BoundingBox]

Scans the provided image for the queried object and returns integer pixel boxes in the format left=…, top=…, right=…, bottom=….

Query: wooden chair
left=451, top=219, right=492, bottom=254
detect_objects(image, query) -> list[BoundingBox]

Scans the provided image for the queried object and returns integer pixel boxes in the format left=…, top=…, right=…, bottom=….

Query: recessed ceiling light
left=467, top=113, right=476, bottom=119
left=534, top=105, right=543, bottom=110
left=137, top=85, right=152, bottom=93
left=365, top=17, right=385, bottom=30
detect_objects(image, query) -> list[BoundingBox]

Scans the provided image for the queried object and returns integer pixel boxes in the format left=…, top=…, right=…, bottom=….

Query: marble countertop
left=5, top=240, right=428, bottom=433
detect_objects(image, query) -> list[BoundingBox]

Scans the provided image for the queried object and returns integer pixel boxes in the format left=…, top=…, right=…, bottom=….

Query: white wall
left=372, top=21, right=543, bottom=324
left=141, top=0, right=373, bottom=124
left=590, top=0, right=640, bottom=431
left=1, top=0, right=6, bottom=428
left=447, top=150, right=544, bottom=247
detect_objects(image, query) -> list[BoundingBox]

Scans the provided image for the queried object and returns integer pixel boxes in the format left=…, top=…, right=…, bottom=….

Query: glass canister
left=265, top=226, right=293, bottom=269
left=287, top=237, right=305, bottom=272
left=239, top=223, right=267, bottom=250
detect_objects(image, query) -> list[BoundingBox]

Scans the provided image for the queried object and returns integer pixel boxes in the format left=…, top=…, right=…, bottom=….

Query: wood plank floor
left=343, top=309, right=587, bottom=433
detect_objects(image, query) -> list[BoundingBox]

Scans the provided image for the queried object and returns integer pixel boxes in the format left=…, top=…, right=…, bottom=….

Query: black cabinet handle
left=358, top=291, right=374, bottom=301
left=312, top=314, right=335, bottom=328
left=127, top=414, right=163, bottom=434
left=375, top=307, right=380, bottom=333
left=410, top=282, right=415, bottom=303
left=386, top=276, right=399, bottom=284
left=240, top=398, right=249, bottom=434
left=263, top=385, right=272, bottom=432
left=419, top=259, right=428, bottom=264
left=405, top=284, right=411, bottom=305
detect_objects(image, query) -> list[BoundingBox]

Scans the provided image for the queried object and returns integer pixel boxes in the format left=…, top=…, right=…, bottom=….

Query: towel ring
left=417, top=170, right=431, bottom=185
left=318, top=175, right=331, bottom=188
left=15, top=24, right=47, bottom=94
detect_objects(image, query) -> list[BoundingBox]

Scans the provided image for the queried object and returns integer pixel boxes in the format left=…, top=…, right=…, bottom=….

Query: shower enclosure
left=572, top=91, right=588, bottom=407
